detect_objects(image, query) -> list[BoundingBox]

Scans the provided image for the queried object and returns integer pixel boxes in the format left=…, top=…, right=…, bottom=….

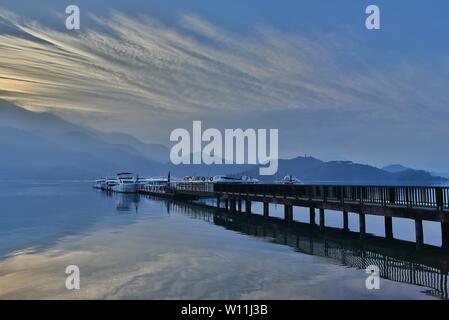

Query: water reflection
left=101, top=191, right=140, bottom=213
left=143, top=196, right=449, bottom=300
left=1, top=182, right=447, bottom=299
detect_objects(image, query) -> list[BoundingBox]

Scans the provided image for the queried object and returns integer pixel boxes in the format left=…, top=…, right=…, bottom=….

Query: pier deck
left=139, top=182, right=449, bottom=249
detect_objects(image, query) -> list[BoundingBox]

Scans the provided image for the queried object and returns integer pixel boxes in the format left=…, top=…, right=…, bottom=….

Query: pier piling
left=245, top=199, right=251, bottom=214
left=319, top=208, right=325, bottom=230
left=310, top=207, right=316, bottom=226
left=415, top=219, right=424, bottom=250
left=263, top=202, right=269, bottom=218
left=359, top=213, right=366, bottom=237
left=343, top=211, right=349, bottom=232
left=230, top=199, right=236, bottom=212
left=385, top=216, right=393, bottom=240
left=284, top=205, right=293, bottom=223
left=442, top=223, right=449, bottom=249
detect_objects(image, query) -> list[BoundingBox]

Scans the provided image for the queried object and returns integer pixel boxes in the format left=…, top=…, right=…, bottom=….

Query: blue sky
left=0, top=1, right=448, bottom=171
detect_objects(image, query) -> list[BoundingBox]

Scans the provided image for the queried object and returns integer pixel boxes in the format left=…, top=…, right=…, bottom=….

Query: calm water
left=0, top=181, right=447, bottom=299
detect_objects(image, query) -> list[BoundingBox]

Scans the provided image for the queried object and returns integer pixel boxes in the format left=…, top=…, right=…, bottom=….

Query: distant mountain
left=0, top=100, right=168, bottom=179
left=431, top=171, right=449, bottom=179
left=382, top=164, right=411, bottom=173
left=0, top=100, right=169, bottom=163
left=0, top=100, right=446, bottom=184
left=236, top=157, right=446, bottom=184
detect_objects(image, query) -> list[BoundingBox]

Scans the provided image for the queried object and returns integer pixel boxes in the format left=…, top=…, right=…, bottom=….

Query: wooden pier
left=149, top=182, right=449, bottom=249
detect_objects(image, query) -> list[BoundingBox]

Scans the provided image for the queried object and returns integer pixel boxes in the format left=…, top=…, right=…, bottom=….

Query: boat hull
left=111, top=183, right=137, bottom=193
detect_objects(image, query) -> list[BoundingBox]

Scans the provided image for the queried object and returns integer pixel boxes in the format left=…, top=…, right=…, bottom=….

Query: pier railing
left=173, top=182, right=214, bottom=193
left=213, top=184, right=449, bottom=211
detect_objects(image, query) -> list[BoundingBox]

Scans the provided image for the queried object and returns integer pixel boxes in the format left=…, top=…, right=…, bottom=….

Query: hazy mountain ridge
left=0, top=100, right=168, bottom=179
left=236, top=157, right=446, bottom=184
left=382, top=164, right=411, bottom=173
left=0, top=100, right=446, bottom=183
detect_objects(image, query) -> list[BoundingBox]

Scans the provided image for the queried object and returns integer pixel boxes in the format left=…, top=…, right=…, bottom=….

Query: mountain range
left=0, top=100, right=446, bottom=184
left=236, top=158, right=446, bottom=184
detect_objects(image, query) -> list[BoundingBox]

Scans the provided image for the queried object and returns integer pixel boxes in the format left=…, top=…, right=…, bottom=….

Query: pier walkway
left=152, top=182, right=449, bottom=249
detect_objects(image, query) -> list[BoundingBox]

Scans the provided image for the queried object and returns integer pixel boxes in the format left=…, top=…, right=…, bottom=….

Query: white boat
left=111, top=172, right=138, bottom=193
left=93, top=178, right=106, bottom=189
left=275, top=175, right=303, bottom=185
left=104, top=178, right=119, bottom=190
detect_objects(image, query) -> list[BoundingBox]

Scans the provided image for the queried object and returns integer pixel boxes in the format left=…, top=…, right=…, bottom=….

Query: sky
left=0, top=0, right=448, bottom=171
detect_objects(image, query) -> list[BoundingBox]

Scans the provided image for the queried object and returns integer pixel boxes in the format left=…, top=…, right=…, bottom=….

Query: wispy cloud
left=0, top=9, right=448, bottom=138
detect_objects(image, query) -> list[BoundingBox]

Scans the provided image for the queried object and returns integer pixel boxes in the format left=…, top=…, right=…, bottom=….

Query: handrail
left=173, top=182, right=449, bottom=211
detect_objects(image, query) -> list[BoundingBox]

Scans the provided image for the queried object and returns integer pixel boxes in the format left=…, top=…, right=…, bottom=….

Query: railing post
left=340, top=186, right=344, bottom=204
left=436, top=187, right=444, bottom=212
left=406, top=187, right=411, bottom=209
left=389, top=187, right=396, bottom=205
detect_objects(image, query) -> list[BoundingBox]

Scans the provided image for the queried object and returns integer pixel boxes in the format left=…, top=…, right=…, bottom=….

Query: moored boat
left=93, top=178, right=106, bottom=189
left=111, top=172, right=138, bottom=193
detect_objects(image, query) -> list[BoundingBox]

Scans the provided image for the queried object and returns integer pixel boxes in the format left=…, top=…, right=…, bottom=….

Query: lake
left=0, top=181, right=447, bottom=299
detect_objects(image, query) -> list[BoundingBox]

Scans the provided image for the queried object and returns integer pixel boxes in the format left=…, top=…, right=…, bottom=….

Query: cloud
left=0, top=9, right=445, bottom=116
left=0, top=7, right=448, bottom=161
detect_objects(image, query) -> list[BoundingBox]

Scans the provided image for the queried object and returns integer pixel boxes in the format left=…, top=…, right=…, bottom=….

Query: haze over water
left=0, top=181, right=445, bottom=299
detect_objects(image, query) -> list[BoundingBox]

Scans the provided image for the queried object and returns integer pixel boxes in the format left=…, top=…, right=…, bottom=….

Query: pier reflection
left=154, top=197, right=449, bottom=299
left=101, top=191, right=140, bottom=213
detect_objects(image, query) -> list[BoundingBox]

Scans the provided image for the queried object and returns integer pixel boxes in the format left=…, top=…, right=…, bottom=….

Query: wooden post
left=385, top=216, right=393, bottom=240
left=310, top=207, right=316, bottom=226
left=238, top=199, right=242, bottom=213
left=224, top=199, right=229, bottom=211
left=442, top=222, right=449, bottom=249
left=284, top=205, right=291, bottom=222
left=216, top=197, right=220, bottom=208
left=343, top=211, right=349, bottom=232
left=319, top=208, right=325, bottom=230
left=245, top=199, right=251, bottom=214
left=359, top=213, right=366, bottom=237
left=230, top=199, right=236, bottom=213
left=415, top=219, right=424, bottom=250
left=263, top=202, right=269, bottom=218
